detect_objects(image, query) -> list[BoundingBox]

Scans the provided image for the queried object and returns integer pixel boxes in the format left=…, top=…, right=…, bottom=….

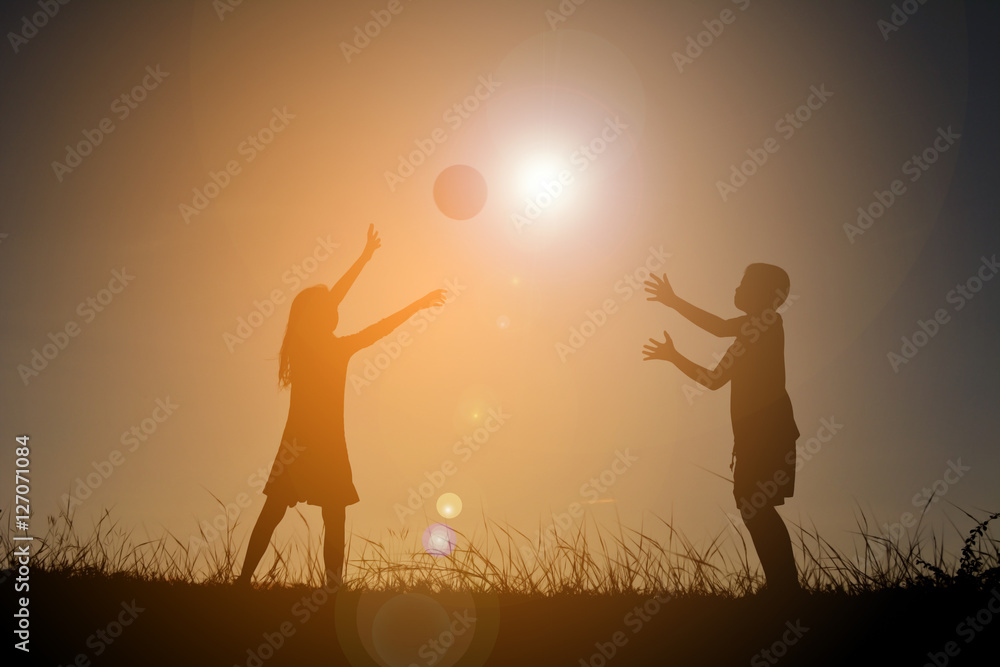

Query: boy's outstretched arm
left=642, top=331, right=732, bottom=390
left=644, top=273, right=740, bottom=338
left=329, top=224, right=381, bottom=307
left=341, top=289, right=448, bottom=351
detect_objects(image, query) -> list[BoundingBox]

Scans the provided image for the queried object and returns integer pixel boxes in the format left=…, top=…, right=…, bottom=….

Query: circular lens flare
left=370, top=594, right=451, bottom=667
left=422, top=523, right=458, bottom=557
left=437, top=493, right=463, bottom=519
left=433, top=165, right=487, bottom=220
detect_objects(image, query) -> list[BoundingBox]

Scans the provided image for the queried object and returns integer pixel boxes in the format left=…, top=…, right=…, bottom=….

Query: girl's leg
left=237, top=496, right=288, bottom=585
left=321, top=504, right=346, bottom=589
left=743, top=504, right=798, bottom=592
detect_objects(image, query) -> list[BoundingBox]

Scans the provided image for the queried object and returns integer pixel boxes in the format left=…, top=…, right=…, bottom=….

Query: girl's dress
left=263, top=330, right=379, bottom=508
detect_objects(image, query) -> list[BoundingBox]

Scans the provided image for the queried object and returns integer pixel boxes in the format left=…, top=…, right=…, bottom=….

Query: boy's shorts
left=733, top=439, right=796, bottom=521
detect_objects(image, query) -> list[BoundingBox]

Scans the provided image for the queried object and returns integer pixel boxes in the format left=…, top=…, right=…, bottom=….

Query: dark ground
left=5, top=571, right=1000, bottom=666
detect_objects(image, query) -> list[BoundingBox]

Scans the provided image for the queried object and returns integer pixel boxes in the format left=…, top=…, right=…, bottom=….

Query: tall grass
left=4, top=502, right=998, bottom=597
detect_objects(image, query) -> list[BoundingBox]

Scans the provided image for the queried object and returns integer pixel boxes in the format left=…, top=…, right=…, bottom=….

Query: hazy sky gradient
left=2, top=0, right=998, bottom=575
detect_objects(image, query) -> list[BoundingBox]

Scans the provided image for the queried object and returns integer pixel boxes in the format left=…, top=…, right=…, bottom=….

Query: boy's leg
left=321, top=504, right=346, bottom=590
left=237, top=496, right=287, bottom=585
left=743, top=505, right=798, bottom=592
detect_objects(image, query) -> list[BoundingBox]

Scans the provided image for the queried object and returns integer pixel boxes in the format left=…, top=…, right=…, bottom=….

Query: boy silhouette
left=642, top=264, right=800, bottom=596
left=236, top=224, right=447, bottom=589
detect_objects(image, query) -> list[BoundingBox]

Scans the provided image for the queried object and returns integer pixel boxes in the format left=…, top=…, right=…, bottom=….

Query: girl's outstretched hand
left=644, top=273, right=677, bottom=306
left=417, top=289, right=448, bottom=309
left=642, top=331, right=676, bottom=361
left=363, top=224, right=381, bottom=258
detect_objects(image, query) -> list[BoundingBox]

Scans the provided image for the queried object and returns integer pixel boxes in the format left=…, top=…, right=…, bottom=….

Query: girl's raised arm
left=340, top=289, right=448, bottom=352
left=329, top=224, right=381, bottom=307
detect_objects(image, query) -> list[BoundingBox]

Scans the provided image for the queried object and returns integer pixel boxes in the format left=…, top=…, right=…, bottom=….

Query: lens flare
left=433, top=165, right=487, bottom=220
left=423, top=522, right=458, bottom=557
left=370, top=594, right=451, bottom=667
left=518, top=154, right=563, bottom=193
left=437, top=492, right=463, bottom=519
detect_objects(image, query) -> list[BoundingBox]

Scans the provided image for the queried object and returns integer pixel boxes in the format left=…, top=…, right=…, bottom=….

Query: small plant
left=957, top=509, right=1000, bottom=585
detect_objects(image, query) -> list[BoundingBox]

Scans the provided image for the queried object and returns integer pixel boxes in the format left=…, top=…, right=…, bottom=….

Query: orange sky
left=1, top=0, right=998, bottom=577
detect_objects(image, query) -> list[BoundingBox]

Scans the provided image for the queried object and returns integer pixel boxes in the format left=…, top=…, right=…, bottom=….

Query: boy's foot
left=233, top=575, right=252, bottom=590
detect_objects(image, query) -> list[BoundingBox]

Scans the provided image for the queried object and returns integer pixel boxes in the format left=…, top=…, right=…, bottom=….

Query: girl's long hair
left=278, top=285, right=332, bottom=389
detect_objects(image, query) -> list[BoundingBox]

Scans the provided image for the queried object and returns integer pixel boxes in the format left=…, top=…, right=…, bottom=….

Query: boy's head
left=734, top=263, right=790, bottom=314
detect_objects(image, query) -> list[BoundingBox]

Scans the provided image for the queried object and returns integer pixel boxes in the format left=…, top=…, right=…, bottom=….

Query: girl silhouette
left=236, top=224, right=447, bottom=588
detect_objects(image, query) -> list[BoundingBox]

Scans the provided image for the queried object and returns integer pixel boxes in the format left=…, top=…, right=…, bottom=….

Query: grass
left=4, top=503, right=1000, bottom=665
left=6, top=501, right=999, bottom=595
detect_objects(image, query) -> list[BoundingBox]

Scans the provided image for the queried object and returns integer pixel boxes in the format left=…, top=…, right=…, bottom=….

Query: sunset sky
left=2, top=0, right=998, bottom=576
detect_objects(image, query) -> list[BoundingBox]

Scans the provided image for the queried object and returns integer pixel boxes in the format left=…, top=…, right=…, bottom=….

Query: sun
left=518, top=154, right=563, bottom=194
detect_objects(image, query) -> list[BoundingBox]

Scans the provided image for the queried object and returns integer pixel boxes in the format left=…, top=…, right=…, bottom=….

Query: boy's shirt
left=725, top=313, right=799, bottom=460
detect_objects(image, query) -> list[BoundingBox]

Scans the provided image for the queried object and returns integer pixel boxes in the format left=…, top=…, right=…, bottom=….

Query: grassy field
left=4, top=506, right=1000, bottom=666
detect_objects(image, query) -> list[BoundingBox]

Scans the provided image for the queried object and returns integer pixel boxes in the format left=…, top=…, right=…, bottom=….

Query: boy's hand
left=417, top=289, right=448, bottom=310
left=642, top=331, right=676, bottom=361
left=644, top=273, right=677, bottom=306
left=363, top=224, right=381, bottom=258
